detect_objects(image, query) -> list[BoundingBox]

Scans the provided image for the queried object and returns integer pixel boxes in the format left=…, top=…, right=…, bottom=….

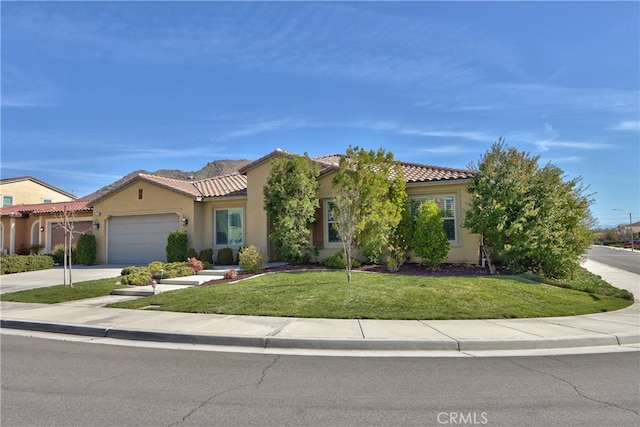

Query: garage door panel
left=108, top=214, right=179, bottom=264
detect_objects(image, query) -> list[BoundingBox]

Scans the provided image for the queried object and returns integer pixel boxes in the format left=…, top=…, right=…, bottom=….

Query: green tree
left=412, top=200, right=450, bottom=267
left=385, top=170, right=413, bottom=272
left=263, top=153, right=320, bottom=263
left=331, top=146, right=403, bottom=281
left=464, top=139, right=593, bottom=278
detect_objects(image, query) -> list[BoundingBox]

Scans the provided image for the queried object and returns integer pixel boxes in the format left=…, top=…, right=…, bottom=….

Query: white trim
left=324, top=200, right=342, bottom=248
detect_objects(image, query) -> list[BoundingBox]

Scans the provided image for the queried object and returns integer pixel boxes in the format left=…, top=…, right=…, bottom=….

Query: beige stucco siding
left=92, top=181, right=195, bottom=264
left=244, top=161, right=271, bottom=259
left=0, top=180, right=74, bottom=205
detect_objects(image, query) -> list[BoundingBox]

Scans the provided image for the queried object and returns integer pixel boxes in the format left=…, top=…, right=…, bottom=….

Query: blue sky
left=2, top=1, right=638, bottom=228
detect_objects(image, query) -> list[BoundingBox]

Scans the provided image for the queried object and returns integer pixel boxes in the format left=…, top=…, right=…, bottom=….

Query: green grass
left=0, top=277, right=124, bottom=304
left=106, top=270, right=633, bottom=320
left=519, top=268, right=634, bottom=300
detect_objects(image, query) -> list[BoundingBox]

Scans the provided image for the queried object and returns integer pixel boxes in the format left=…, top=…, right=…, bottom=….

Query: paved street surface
left=587, top=246, right=640, bottom=275
left=2, top=335, right=638, bottom=427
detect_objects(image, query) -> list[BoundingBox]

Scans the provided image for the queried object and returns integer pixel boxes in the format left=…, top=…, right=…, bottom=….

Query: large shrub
left=263, top=153, right=320, bottom=263
left=464, top=139, right=594, bottom=278
left=76, top=234, right=97, bottom=265
left=238, top=245, right=265, bottom=273
left=412, top=200, right=450, bottom=267
left=166, top=230, right=188, bottom=263
left=1, top=255, right=54, bottom=274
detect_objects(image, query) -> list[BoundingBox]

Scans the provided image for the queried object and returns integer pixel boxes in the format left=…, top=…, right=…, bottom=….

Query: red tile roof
left=0, top=200, right=91, bottom=217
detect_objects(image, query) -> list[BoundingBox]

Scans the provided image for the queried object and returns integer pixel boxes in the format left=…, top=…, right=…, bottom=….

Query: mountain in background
left=82, top=159, right=251, bottom=202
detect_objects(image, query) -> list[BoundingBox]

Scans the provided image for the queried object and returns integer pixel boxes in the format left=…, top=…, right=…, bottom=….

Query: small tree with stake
left=56, top=204, right=77, bottom=287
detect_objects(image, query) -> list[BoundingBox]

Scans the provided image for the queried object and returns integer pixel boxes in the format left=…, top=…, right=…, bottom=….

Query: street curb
left=2, top=318, right=638, bottom=352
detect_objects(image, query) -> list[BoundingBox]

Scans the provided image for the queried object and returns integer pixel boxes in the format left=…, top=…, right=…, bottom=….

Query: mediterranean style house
left=89, top=149, right=480, bottom=265
left=1, top=150, right=481, bottom=265
left=0, top=177, right=90, bottom=255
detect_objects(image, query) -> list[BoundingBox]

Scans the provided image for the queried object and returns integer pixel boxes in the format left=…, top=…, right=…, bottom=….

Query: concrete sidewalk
left=1, top=260, right=639, bottom=354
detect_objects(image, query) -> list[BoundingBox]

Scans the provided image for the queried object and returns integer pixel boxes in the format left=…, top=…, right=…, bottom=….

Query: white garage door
left=107, top=214, right=179, bottom=265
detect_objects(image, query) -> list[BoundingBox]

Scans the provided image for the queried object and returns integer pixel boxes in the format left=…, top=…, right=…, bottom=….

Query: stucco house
left=0, top=199, right=93, bottom=255
left=1, top=176, right=76, bottom=207
left=89, top=149, right=480, bottom=265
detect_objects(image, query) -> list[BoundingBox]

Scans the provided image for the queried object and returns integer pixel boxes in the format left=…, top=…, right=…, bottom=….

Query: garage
left=107, top=214, right=179, bottom=265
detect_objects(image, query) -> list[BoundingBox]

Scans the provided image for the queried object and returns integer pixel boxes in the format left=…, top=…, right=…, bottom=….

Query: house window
left=42, top=198, right=52, bottom=204
left=2, top=195, right=13, bottom=207
left=138, top=189, right=143, bottom=200
left=410, top=195, right=457, bottom=242
left=215, top=208, right=243, bottom=246
left=326, top=201, right=341, bottom=243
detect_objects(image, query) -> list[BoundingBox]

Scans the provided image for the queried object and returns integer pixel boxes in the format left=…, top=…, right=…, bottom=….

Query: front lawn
left=106, top=270, right=633, bottom=319
left=0, top=277, right=124, bottom=304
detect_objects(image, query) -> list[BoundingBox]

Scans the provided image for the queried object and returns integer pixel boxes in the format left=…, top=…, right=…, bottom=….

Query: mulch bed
left=201, top=262, right=493, bottom=287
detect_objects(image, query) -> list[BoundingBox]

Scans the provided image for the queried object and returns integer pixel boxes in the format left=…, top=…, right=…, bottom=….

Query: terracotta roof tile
left=0, top=200, right=91, bottom=217
left=194, top=174, right=247, bottom=198
left=137, top=174, right=202, bottom=198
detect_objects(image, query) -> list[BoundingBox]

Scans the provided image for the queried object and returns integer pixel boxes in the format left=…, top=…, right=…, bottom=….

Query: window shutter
left=312, top=204, right=324, bottom=245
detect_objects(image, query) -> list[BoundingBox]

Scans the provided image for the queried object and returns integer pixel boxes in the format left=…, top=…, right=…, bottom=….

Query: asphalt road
left=2, top=335, right=639, bottom=427
left=586, top=246, right=640, bottom=275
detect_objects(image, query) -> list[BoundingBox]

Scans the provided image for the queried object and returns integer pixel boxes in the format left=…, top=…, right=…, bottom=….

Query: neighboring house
left=0, top=176, right=76, bottom=207
left=0, top=199, right=93, bottom=255
left=617, top=221, right=640, bottom=240
left=90, top=149, right=480, bottom=265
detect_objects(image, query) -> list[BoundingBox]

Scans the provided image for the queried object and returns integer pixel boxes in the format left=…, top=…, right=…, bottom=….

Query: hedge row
left=0, top=255, right=54, bottom=275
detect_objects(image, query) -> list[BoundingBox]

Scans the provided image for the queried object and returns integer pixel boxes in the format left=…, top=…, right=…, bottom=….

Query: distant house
left=0, top=200, right=93, bottom=255
left=0, top=176, right=76, bottom=207
left=0, top=177, right=88, bottom=255
left=89, top=149, right=480, bottom=265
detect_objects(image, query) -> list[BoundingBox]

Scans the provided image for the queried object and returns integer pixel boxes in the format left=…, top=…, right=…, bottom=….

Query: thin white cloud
left=610, top=121, right=640, bottom=131
left=535, top=140, right=615, bottom=151
left=417, top=145, right=476, bottom=154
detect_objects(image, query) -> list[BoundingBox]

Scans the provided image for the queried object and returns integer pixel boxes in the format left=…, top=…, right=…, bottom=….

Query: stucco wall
left=244, top=161, right=271, bottom=259
left=91, top=180, right=195, bottom=264
left=0, top=180, right=74, bottom=205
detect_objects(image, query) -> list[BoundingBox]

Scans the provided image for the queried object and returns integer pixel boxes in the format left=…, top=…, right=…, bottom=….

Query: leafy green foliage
left=331, top=146, right=403, bottom=281
left=75, top=234, right=97, bottom=265
left=0, top=255, right=54, bottom=274
left=412, top=201, right=450, bottom=267
left=238, top=245, right=266, bottom=273
left=385, top=173, right=413, bottom=272
left=51, top=243, right=76, bottom=265
left=464, top=139, right=594, bottom=278
left=263, top=153, right=320, bottom=263
left=166, top=230, right=188, bottom=263
left=120, top=267, right=153, bottom=286
left=186, top=248, right=198, bottom=259
left=320, top=250, right=362, bottom=269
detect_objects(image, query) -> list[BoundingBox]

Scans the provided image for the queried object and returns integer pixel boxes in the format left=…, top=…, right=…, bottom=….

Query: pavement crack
left=510, top=359, right=640, bottom=417
left=257, top=354, right=280, bottom=388
left=168, top=383, right=252, bottom=427
left=169, top=356, right=280, bottom=426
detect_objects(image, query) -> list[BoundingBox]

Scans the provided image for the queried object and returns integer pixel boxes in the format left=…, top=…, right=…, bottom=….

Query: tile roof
left=0, top=200, right=91, bottom=217
left=312, top=154, right=474, bottom=182
left=89, top=172, right=248, bottom=205
left=194, top=174, right=247, bottom=198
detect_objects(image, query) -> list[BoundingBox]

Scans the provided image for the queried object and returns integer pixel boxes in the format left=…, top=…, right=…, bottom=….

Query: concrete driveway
left=0, top=265, right=126, bottom=294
